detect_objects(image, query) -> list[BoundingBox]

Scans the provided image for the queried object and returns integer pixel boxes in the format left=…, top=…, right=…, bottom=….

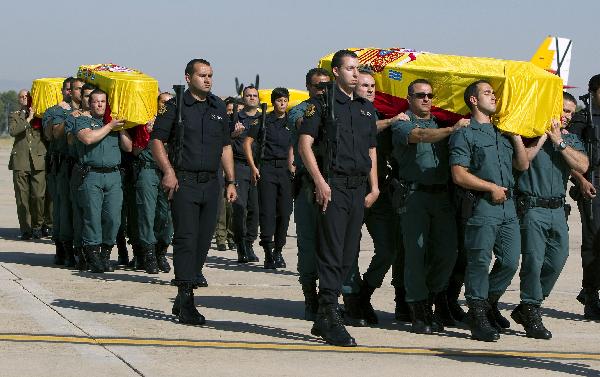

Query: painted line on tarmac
left=0, top=333, right=599, bottom=361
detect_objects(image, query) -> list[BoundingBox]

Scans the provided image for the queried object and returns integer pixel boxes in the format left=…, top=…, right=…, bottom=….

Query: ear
left=469, top=95, right=477, bottom=108
left=332, top=66, right=339, bottom=79
left=185, top=73, right=191, bottom=84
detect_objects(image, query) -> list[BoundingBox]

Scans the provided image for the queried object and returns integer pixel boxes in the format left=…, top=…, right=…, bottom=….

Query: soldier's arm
left=545, top=120, right=588, bottom=174
left=377, top=112, right=409, bottom=133
left=77, top=119, right=124, bottom=145
left=406, top=118, right=470, bottom=143
left=119, top=129, right=133, bottom=152
left=524, top=134, right=548, bottom=161
left=8, top=113, right=28, bottom=137
left=511, top=135, right=529, bottom=171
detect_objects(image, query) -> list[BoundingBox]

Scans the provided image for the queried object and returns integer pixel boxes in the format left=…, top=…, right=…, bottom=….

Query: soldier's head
left=562, top=92, right=577, bottom=126
left=70, top=78, right=85, bottom=106
left=305, top=68, right=331, bottom=98
left=407, top=79, right=433, bottom=117
left=81, top=83, right=96, bottom=111
left=242, top=86, right=259, bottom=110
left=271, top=87, right=289, bottom=115
left=89, top=89, right=108, bottom=118
left=331, top=50, right=359, bottom=92
left=185, top=59, right=213, bottom=98
left=18, top=90, right=29, bottom=108
left=158, top=92, right=173, bottom=108
left=224, top=97, right=236, bottom=115
left=355, top=67, right=376, bottom=103
left=62, top=77, right=74, bottom=102
left=464, top=80, right=496, bottom=116
left=588, top=74, right=600, bottom=107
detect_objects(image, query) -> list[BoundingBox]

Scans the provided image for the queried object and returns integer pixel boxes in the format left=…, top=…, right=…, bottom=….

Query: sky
left=1, top=0, right=598, bottom=100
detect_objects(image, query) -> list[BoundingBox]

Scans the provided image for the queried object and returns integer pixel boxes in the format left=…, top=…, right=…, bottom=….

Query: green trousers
left=135, top=167, right=172, bottom=247
left=295, top=178, right=319, bottom=285
left=78, top=170, right=123, bottom=246
left=342, top=190, right=399, bottom=294
left=13, top=170, right=46, bottom=234
left=57, top=163, right=73, bottom=242
left=519, top=207, right=569, bottom=305
left=401, top=190, right=457, bottom=302
left=463, top=214, right=520, bottom=301
left=215, top=193, right=234, bottom=245
left=48, top=171, right=60, bottom=240
left=70, top=167, right=83, bottom=247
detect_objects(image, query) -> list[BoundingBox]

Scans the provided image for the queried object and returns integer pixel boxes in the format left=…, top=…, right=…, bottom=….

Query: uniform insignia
left=360, top=109, right=372, bottom=117
left=250, top=119, right=259, bottom=126
left=157, top=104, right=167, bottom=115
left=210, top=114, right=223, bottom=121
left=304, top=104, right=316, bottom=118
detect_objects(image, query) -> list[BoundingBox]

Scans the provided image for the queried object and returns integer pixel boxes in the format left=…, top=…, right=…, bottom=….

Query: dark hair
left=407, top=79, right=431, bottom=95
left=464, top=79, right=492, bottom=110
left=271, top=87, right=289, bottom=104
left=331, top=49, right=358, bottom=69
left=185, top=59, right=211, bottom=76
left=89, top=88, right=107, bottom=102
left=563, top=91, right=577, bottom=106
left=589, top=74, right=600, bottom=93
left=358, top=65, right=374, bottom=75
left=81, top=83, right=96, bottom=92
left=305, top=68, right=331, bottom=86
left=72, top=77, right=85, bottom=86
left=242, top=85, right=258, bottom=97
left=62, top=77, right=74, bottom=90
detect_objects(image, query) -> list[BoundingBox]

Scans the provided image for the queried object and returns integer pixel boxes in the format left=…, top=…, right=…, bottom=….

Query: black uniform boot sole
left=310, top=326, right=357, bottom=347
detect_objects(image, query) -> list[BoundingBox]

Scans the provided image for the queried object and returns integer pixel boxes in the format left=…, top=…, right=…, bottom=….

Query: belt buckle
left=549, top=198, right=562, bottom=209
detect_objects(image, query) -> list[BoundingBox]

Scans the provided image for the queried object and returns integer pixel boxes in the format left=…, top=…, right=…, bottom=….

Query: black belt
left=262, top=159, right=288, bottom=168
left=525, top=195, right=565, bottom=209
left=409, top=182, right=448, bottom=193
left=176, top=170, right=217, bottom=183
left=483, top=188, right=513, bottom=201
left=88, top=166, right=120, bottom=173
left=328, top=175, right=367, bottom=189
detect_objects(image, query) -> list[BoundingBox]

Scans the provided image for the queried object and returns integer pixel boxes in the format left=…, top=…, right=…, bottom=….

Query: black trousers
left=577, top=197, right=600, bottom=289
left=258, top=164, right=293, bottom=249
left=232, top=162, right=259, bottom=244
left=317, top=181, right=366, bottom=305
left=171, top=174, right=220, bottom=282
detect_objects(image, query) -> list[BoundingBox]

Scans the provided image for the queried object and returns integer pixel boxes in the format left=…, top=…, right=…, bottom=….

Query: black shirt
left=299, top=85, right=377, bottom=176
left=230, top=109, right=261, bottom=161
left=568, top=109, right=600, bottom=173
left=151, top=90, right=230, bottom=172
left=247, top=112, right=291, bottom=160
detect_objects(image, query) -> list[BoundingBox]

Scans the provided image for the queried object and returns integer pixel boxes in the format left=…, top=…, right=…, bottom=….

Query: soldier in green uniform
left=43, top=77, right=73, bottom=265
left=288, top=68, right=331, bottom=320
left=449, top=80, right=529, bottom=342
left=9, top=90, right=47, bottom=240
left=391, top=79, right=469, bottom=334
left=74, top=89, right=132, bottom=273
left=132, top=92, right=174, bottom=274
left=512, top=93, right=588, bottom=338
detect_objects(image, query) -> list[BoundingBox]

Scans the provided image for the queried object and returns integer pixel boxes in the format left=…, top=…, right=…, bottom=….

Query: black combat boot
left=75, top=247, right=87, bottom=271
left=583, top=288, right=600, bottom=320
left=129, top=244, right=145, bottom=270
left=302, top=282, right=319, bottom=321
left=155, top=242, right=171, bottom=273
left=54, top=240, right=65, bottom=265
left=446, top=280, right=466, bottom=322
left=194, top=271, right=208, bottom=288
left=100, top=244, right=114, bottom=272
left=359, top=280, right=378, bottom=325
left=394, top=287, right=411, bottom=322
left=342, top=294, right=367, bottom=327
left=311, top=303, right=357, bottom=347
left=227, top=239, right=236, bottom=250
left=434, top=290, right=456, bottom=326
left=273, top=248, right=286, bottom=268
left=176, top=283, right=206, bottom=326
left=408, top=301, right=432, bottom=334
left=466, top=299, right=499, bottom=342
left=263, top=244, right=276, bottom=270
left=143, top=244, right=159, bottom=274
left=245, top=240, right=259, bottom=262
left=576, top=288, right=586, bottom=305
left=86, top=245, right=104, bottom=273
left=236, top=242, right=248, bottom=263
left=63, top=241, right=77, bottom=268
left=116, top=231, right=129, bottom=265
left=488, top=295, right=510, bottom=330
left=510, top=303, right=552, bottom=339
left=172, top=294, right=181, bottom=316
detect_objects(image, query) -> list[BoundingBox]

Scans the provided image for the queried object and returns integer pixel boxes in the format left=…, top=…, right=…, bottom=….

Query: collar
left=406, top=110, right=436, bottom=123
left=470, top=118, right=496, bottom=136
left=183, top=90, right=218, bottom=108
left=334, top=84, right=352, bottom=104
left=238, top=110, right=261, bottom=120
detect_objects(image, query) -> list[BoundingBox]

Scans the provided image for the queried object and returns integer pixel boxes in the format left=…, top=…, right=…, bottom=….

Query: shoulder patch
left=304, top=104, right=316, bottom=118
left=250, top=119, right=259, bottom=126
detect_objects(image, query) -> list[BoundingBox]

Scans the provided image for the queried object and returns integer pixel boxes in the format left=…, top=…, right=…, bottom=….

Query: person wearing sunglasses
left=391, top=78, right=469, bottom=335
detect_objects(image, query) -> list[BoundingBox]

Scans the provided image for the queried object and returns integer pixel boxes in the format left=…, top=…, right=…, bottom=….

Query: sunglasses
left=410, top=92, right=434, bottom=99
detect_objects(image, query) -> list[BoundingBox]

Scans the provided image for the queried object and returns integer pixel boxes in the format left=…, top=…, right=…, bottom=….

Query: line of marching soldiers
left=9, top=62, right=600, bottom=347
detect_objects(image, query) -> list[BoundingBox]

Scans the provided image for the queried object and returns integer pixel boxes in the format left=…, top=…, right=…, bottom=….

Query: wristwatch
left=225, top=180, right=238, bottom=187
left=558, top=140, right=567, bottom=151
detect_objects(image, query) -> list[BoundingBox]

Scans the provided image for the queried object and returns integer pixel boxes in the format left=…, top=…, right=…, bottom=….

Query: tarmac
left=0, top=138, right=599, bottom=377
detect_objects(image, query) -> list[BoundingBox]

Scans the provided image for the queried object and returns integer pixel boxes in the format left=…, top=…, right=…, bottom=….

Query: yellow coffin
left=77, top=64, right=158, bottom=130
left=30, top=78, right=65, bottom=118
left=319, top=48, right=564, bottom=137
left=258, top=88, right=310, bottom=113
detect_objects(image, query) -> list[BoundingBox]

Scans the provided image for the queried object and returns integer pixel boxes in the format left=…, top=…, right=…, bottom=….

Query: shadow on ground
left=204, top=255, right=299, bottom=277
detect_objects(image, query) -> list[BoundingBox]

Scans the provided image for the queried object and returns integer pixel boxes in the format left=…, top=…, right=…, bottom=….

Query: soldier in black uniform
left=150, top=58, right=237, bottom=325
left=568, top=74, right=600, bottom=320
left=230, top=86, right=261, bottom=263
left=244, top=88, right=294, bottom=270
left=299, top=50, right=379, bottom=347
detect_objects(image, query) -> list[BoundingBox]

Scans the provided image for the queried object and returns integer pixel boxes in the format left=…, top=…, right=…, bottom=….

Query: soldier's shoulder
left=208, top=94, right=226, bottom=110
